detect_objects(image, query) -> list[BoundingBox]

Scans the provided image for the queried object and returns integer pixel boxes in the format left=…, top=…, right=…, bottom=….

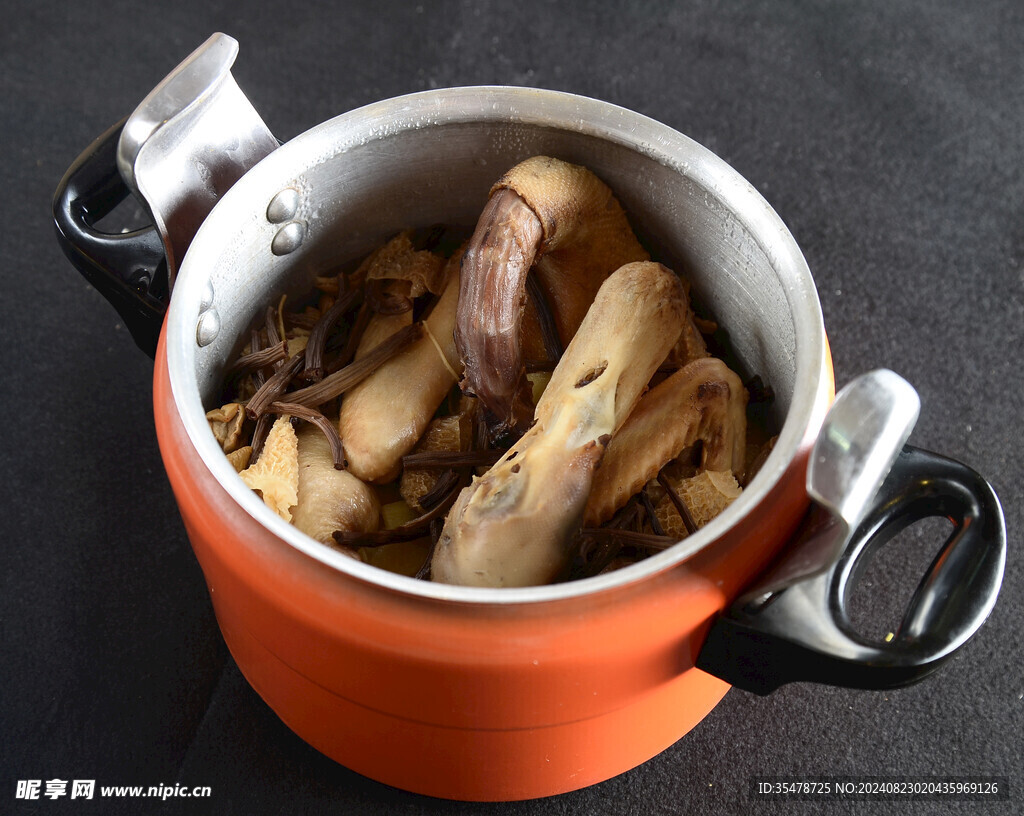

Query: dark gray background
left=2, top=1, right=1020, bottom=813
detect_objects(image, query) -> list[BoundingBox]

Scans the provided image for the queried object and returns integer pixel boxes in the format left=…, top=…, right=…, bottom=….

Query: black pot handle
left=52, top=118, right=168, bottom=357
left=696, top=445, right=1005, bottom=694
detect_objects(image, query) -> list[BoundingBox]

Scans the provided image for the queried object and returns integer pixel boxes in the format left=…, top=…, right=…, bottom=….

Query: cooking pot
left=53, top=34, right=1005, bottom=801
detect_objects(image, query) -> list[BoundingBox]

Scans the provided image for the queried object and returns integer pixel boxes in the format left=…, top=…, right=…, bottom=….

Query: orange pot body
left=153, top=328, right=834, bottom=801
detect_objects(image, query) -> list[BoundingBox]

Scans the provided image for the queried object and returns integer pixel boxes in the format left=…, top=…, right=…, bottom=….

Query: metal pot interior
left=165, top=87, right=828, bottom=602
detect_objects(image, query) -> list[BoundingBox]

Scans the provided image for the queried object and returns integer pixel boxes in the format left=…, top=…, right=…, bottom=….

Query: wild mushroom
left=455, top=156, right=649, bottom=440
left=206, top=402, right=248, bottom=453
left=226, top=445, right=253, bottom=472
left=431, top=261, right=686, bottom=587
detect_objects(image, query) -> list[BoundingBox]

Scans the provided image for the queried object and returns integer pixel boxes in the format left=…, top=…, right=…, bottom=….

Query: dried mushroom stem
left=639, top=489, right=665, bottom=537
left=577, top=527, right=677, bottom=552
left=264, top=303, right=283, bottom=351
left=336, top=300, right=373, bottom=368
left=401, top=449, right=506, bottom=469
left=431, top=261, right=686, bottom=588
left=248, top=327, right=268, bottom=392
left=571, top=533, right=623, bottom=580
left=226, top=340, right=288, bottom=381
left=570, top=511, right=676, bottom=580
left=416, top=469, right=461, bottom=511
left=656, top=471, right=699, bottom=536
left=608, top=494, right=645, bottom=531
left=284, top=311, right=321, bottom=331
left=245, top=353, right=305, bottom=419
left=284, top=322, right=423, bottom=409
left=249, top=413, right=274, bottom=464
left=268, top=402, right=346, bottom=469
left=302, top=286, right=361, bottom=382
left=398, top=410, right=474, bottom=511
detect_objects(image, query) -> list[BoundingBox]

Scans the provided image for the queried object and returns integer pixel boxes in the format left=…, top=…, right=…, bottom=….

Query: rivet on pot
left=267, top=188, right=300, bottom=223
left=199, top=279, right=215, bottom=311
left=272, top=221, right=305, bottom=256
left=196, top=308, right=221, bottom=347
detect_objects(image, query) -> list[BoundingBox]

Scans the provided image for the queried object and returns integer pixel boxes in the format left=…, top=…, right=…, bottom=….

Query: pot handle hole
left=696, top=445, right=1006, bottom=694
left=52, top=118, right=168, bottom=357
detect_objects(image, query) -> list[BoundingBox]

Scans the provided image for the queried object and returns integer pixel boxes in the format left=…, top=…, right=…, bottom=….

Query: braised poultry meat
left=207, top=157, right=773, bottom=587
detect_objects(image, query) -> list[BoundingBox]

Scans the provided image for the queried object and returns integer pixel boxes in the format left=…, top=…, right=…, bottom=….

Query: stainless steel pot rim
left=165, top=85, right=830, bottom=605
